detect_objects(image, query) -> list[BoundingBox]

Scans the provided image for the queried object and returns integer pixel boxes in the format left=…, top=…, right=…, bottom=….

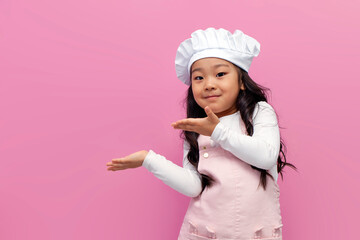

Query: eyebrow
left=191, top=64, right=230, bottom=74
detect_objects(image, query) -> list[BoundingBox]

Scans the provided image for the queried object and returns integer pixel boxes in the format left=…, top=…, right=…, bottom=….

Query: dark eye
left=194, top=76, right=203, bottom=80
left=217, top=72, right=226, bottom=77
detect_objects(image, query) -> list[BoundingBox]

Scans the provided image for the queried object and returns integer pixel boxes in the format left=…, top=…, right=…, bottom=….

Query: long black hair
left=180, top=64, right=297, bottom=194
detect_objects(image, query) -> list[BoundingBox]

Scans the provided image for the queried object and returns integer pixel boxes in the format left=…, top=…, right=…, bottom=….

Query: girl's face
left=190, top=57, right=245, bottom=118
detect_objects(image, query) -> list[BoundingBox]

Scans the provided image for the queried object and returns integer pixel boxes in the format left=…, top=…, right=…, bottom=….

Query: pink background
left=1, top=0, right=359, bottom=239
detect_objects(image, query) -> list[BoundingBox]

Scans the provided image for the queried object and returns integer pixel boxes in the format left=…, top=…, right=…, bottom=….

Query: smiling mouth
left=205, top=95, right=220, bottom=99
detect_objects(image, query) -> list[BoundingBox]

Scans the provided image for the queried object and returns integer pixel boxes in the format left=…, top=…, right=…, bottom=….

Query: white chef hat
left=175, top=27, right=261, bottom=86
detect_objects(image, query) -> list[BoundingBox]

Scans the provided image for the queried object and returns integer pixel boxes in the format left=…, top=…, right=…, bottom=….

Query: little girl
left=106, top=27, right=296, bottom=240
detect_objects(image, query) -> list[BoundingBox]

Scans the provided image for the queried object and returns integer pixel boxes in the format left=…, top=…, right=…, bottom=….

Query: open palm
left=106, top=150, right=148, bottom=171
left=171, top=106, right=220, bottom=136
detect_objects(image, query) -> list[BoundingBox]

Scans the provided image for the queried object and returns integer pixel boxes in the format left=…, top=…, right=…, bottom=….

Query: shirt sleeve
left=210, top=101, right=280, bottom=170
left=142, top=141, right=202, bottom=197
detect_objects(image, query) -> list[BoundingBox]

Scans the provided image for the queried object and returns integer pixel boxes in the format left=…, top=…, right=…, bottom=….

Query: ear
left=240, top=83, right=245, bottom=90
left=236, top=67, right=245, bottom=90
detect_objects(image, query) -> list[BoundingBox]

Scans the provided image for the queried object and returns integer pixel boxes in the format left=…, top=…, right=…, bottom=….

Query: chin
left=205, top=106, right=221, bottom=113
left=199, top=102, right=222, bottom=113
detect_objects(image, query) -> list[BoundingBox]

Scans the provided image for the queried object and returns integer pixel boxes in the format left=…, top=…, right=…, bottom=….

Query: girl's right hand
left=106, top=150, right=149, bottom=171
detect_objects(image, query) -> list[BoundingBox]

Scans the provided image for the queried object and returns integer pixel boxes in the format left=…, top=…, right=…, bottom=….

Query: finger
left=173, top=118, right=198, bottom=125
left=107, top=165, right=120, bottom=170
left=112, top=158, right=126, bottom=163
left=176, top=119, right=199, bottom=127
left=204, top=106, right=219, bottom=121
left=108, top=158, right=126, bottom=166
left=107, top=161, right=119, bottom=166
left=107, top=160, right=119, bottom=164
left=172, top=121, right=184, bottom=129
left=181, top=118, right=202, bottom=127
left=107, top=166, right=125, bottom=171
left=173, top=123, right=196, bottom=132
left=107, top=168, right=119, bottom=171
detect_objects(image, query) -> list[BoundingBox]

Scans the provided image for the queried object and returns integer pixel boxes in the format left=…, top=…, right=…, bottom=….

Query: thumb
left=204, top=106, right=218, bottom=121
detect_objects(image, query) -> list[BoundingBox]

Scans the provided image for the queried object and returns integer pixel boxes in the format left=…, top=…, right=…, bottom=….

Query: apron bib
left=178, top=123, right=283, bottom=240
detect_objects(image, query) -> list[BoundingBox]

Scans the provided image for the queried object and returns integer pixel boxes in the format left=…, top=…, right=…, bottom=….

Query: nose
left=204, top=77, right=217, bottom=91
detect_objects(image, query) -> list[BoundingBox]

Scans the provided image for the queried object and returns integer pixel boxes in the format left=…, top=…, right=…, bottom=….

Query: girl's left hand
left=171, top=106, right=220, bottom=136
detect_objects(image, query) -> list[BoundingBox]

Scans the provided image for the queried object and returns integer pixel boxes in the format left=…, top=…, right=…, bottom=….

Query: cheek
left=192, top=86, right=201, bottom=99
left=224, top=88, right=240, bottom=103
left=231, top=90, right=240, bottom=101
left=193, top=93, right=203, bottom=105
left=227, top=82, right=240, bottom=97
left=192, top=89, right=205, bottom=106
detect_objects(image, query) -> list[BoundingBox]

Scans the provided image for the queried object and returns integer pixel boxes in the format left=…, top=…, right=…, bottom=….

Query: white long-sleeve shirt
left=142, top=101, right=280, bottom=198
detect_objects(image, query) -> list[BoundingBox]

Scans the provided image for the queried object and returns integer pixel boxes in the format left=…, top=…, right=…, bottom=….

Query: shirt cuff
left=142, top=149, right=156, bottom=171
left=210, top=122, right=226, bottom=142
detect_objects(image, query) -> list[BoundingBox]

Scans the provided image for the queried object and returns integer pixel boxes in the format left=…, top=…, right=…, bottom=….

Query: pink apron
left=178, top=127, right=283, bottom=240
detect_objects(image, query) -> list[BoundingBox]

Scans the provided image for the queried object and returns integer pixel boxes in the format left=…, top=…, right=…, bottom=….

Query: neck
left=215, top=106, right=238, bottom=118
